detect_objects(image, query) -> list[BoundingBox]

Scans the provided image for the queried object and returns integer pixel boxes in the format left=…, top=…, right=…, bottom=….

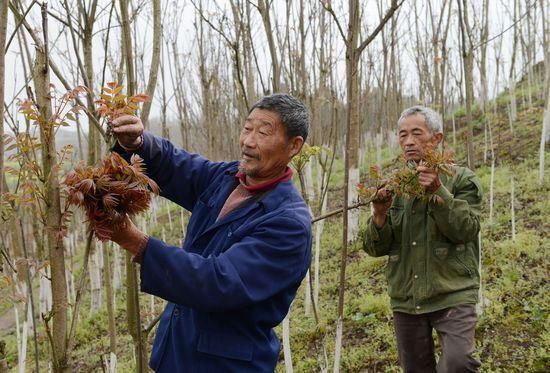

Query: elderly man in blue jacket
left=108, top=93, right=312, bottom=372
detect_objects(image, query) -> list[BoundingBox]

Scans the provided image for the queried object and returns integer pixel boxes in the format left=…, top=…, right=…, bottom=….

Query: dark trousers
left=393, top=305, right=481, bottom=373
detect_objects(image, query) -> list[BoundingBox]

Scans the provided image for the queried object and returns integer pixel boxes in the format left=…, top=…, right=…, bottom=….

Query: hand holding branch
left=417, top=165, right=441, bottom=194
left=112, top=114, right=144, bottom=150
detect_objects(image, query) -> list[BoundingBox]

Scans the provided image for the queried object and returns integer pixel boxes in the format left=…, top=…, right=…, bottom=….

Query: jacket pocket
left=149, top=303, right=175, bottom=370
left=389, top=206, right=404, bottom=242
left=428, top=241, right=475, bottom=298
left=453, top=243, right=474, bottom=278
left=197, top=331, right=254, bottom=361
left=386, top=246, right=406, bottom=300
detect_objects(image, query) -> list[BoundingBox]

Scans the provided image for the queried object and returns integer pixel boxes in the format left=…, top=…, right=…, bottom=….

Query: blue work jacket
left=119, top=132, right=312, bottom=372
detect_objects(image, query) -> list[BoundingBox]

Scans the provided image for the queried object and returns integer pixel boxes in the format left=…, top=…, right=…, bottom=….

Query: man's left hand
left=417, top=165, right=441, bottom=193
left=109, top=215, right=149, bottom=256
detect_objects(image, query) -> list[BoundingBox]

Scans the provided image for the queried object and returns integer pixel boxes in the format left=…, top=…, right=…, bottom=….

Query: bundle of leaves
left=95, top=82, right=149, bottom=148
left=64, top=152, right=160, bottom=240
left=357, top=148, right=456, bottom=205
left=357, top=165, right=387, bottom=202
left=290, top=143, right=322, bottom=173
left=96, top=82, right=148, bottom=121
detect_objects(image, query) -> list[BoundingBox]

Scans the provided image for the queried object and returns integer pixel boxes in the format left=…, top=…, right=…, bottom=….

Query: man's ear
left=432, top=132, right=443, bottom=147
left=288, top=136, right=305, bottom=158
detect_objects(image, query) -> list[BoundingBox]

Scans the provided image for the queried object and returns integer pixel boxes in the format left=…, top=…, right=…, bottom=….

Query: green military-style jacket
left=362, top=166, right=483, bottom=314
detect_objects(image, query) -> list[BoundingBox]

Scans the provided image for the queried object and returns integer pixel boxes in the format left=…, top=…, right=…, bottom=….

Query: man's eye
left=259, top=131, right=268, bottom=136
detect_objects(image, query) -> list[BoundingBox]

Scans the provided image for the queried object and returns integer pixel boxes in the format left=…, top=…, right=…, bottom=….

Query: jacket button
left=414, top=275, right=418, bottom=279
left=416, top=306, right=421, bottom=310
left=173, top=309, right=180, bottom=316
left=412, top=241, right=417, bottom=246
left=411, top=210, right=416, bottom=214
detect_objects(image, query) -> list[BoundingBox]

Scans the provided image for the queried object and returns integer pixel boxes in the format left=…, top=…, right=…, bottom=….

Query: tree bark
left=119, top=0, right=146, bottom=370
left=322, top=1, right=401, bottom=371
left=479, top=0, right=490, bottom=113
left=0, top=0, right=7, bottom=204
left=540, top=81, right=549, bottom=186
left=103, top=244, right=117, bottom=354
left=509, top=0, right=519, bottom=124
left=140, top=0, right=162, bottom=128
left=33, top=45, right=69, bottom=372
left=457, top=0, right=476, bottom=169
left=258, top=0, right=280, bottom=92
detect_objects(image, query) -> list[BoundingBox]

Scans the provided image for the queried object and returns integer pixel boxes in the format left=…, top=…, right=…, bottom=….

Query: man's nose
left=403, top=134, right=415, bottom=146
left=242, top=131, right=257, bottom=148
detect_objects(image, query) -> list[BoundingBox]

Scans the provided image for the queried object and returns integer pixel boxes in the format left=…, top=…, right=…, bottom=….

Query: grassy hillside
left=277, top=82, right=549, bottom=372
left=1, top=81, right=548, bottom=372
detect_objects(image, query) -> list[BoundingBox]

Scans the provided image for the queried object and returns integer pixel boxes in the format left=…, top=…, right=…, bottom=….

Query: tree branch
left=357, top=0, right=403, bottom=54
left=4, top=0, right=37, bottom=53
left=143, top=312, right=162, bottom=335
left=319, top=0, right=347, bottom=44
left=311, top=201, right=368, bottom=223
left=9, top=0, right=107, bottom=141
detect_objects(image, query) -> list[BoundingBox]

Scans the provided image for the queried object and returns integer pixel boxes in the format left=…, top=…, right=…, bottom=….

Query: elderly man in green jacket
left=362, top=106, right=483, bottom=372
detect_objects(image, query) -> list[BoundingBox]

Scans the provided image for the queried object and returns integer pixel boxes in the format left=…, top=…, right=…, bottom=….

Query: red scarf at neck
left=235, top=167, right=293, bottom=193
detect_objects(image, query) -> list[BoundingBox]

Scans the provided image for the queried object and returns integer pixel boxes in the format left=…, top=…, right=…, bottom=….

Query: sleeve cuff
left=119, top=135, right=144, bottom=153
left=131, top=235, right=150, bottom=264
left=111, top=131, right=153, bottom=155
left=433, top=184, right=454, bottom=205
left=367, top=216, right=392, bottom=242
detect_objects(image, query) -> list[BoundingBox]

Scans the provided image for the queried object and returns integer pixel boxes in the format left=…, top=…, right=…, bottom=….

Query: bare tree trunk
left=140, top=0, right=162, bottom=128
left=103, top=245, right=116, bottom=362
left=282, top=311, right=293, bottom=373
left=457, top=0, right=476, bottom=170
left=323, top=1, right=401, bottom=371
left=541, top=0, right=549, bottom=101
left=510, top=176, right=516, bottom=241
left=82, top=2, right=101, bottom=163
left=33, top=44, right=69, bottom=373
left=479, top=0, right=490, bottom=113
left=19, top=221, right=40, bottom=373
left=488, top=120, right=495, bottom=231
left=195, top=2, right=217, bottom=158
left=258, top=0, right=280, bottom=92
left=489, top=155, right=495, bottom=228
left=0, top=0, right=7, bottom=205
left=119, top=0, right=146, bottom=370
left=509, top=0, right=519, bottom=124
left=541, top=83, right=549, bottom=186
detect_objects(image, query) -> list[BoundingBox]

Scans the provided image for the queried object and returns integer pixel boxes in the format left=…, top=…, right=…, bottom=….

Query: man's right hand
left=372, top=188, right=392, bottom=228
left=111, top=115, right=144, bottom=150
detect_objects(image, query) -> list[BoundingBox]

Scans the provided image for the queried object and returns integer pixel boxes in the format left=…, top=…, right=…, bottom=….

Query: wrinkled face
left=398, top=113, right=443, bottom=162
left=239, top=108, right=304, bottom=185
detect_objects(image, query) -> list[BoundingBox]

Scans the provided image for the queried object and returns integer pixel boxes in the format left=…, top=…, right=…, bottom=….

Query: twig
left=8, top=1, right=107, bottom=140
left=319, top=0, right=347, bottom=44
left=42, top=312, right=58, bottom=370
left=357, top=0, right=403, bottom=54
left=4, top=0, right=37, bottom=53
left=66, top=230, right=93, bottom=354
left=19, top=219, right=40, bottom=373
left=311, top=201, right=369, bottom=223
left=143, top=312, right=162, bottom=335
left=472, top=1, right=537, bottom=51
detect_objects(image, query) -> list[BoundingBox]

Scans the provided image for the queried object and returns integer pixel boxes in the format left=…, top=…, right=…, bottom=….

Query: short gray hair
left=398, top=106, right=443, bottom=134
left=249, top=93, right=310, bottom=141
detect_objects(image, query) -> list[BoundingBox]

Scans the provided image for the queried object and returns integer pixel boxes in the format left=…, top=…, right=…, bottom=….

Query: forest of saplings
left=0, top=0, right=548, bottom=372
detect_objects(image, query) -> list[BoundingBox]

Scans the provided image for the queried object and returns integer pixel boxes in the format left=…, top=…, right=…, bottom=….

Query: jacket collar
left=199, top=172, right=299, bottom=236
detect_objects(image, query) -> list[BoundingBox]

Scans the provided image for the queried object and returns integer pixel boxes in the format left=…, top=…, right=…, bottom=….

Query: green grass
left=1, top=77, right=548, bottom=372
